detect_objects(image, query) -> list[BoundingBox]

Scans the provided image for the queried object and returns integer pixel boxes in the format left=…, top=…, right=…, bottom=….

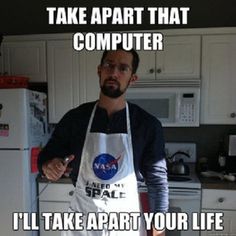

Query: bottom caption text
left=13, top=212, right=224, bottom=231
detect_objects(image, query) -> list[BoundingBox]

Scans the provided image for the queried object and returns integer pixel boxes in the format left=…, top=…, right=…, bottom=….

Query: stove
left=168, top=164, right=201, bottom=189
left=166, top=143, right=201, bottom=236
left=166, top=142, right=201, bottom=189
left=138, top=143, right=201, bottom=235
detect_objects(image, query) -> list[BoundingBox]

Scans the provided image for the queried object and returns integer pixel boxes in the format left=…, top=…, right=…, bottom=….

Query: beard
left=100, top=77, right=130, bottom=98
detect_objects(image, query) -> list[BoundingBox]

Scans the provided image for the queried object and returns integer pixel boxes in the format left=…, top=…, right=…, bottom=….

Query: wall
left=164, top=125, right=236, bottom=169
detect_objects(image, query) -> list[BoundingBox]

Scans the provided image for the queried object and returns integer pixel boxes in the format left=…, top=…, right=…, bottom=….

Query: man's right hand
left=42, top=155, right=74, bottom=181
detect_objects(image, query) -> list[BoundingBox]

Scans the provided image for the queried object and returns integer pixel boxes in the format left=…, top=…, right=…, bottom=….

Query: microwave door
left=155, top=94, right=176, bottom=124
left=127, top=94, right=176, bottom=125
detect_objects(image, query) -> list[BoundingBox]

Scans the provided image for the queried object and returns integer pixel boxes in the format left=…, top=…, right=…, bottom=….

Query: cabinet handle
left=218, top=197, right=224, bottom=203
left=156, top=68, right=162, bottom=74
left=149, top=68, right=154, bottom=74
left=68, top=190, right=74, bottom=196
left=230, top=112, right=236, bottom=118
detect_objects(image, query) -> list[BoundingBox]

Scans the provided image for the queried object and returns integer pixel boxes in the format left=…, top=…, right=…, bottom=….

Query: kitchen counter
left=199, top=175, right=236, bottom=190
left=37, top=175, right=73, bottom=184
left=37, top=174, right=236, bottom=190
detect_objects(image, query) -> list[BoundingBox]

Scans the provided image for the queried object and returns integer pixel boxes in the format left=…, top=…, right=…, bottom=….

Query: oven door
left=167, top=188, right=201, bottom=236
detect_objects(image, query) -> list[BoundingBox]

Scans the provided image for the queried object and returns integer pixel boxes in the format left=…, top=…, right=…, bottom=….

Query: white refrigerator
left=0, top=88, right=49, bottom=236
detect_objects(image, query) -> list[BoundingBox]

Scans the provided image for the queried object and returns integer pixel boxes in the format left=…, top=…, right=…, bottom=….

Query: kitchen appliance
left=227, top=134, right=236, bottom=157
left=165, top=143, right=201, bottom=236
left=139, top=143, right=201, bottom=236
left=224, top=134, right=236, bottom=173
left=0, top=88, right=48, bottom=236
left=126, top=86, right=200, bottom=127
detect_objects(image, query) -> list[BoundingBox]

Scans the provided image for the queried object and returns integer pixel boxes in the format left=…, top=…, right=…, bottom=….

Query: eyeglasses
left=101, top=62, right=132, bottom=74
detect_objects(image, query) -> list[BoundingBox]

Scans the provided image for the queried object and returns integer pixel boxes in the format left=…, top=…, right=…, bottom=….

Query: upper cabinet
left=82, top=51, right=101, bottom=103
left=47, top=40, right=82, bottom=123
left=47, top=41, right=101, bottom=123
left=1, top=41, right=46, bottom=82
left=137, top=35, right=201, bottom=81
left=201, top=35, right=236, bottom=124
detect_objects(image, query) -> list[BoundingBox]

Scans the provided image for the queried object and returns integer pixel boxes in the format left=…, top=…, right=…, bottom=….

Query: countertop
left=37, top=175, right=236, bottom=190
left=199, top=175, right=236, bottom=190
left=37, top=176, right=73, bottom=184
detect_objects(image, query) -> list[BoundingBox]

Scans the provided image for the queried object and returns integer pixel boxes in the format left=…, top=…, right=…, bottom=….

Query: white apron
left=62, top=103, right=146, bottom=236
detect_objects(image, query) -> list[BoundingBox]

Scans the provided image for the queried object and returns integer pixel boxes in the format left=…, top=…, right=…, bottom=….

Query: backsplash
left=164, top=125, right=236, bottom=169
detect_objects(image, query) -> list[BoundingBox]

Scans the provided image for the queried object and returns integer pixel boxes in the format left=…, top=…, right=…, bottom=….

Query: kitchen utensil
left=167, top=151, right=190, bottom=175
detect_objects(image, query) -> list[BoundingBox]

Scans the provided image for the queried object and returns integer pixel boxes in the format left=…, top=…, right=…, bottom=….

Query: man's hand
left=42, top=155, right=74, bottom=181
left=152, top=228, right=165, bottom=236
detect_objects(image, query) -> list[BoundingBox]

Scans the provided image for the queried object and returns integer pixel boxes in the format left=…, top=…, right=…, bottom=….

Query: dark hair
left=100, top=44, right=140, bottom=74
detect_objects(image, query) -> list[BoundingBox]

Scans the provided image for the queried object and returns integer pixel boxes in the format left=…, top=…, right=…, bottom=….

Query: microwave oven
left=126, top=87, right=200, bottom=127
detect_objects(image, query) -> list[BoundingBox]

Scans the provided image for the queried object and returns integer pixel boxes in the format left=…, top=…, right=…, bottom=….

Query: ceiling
left=0, top=0, right=236, bottom=35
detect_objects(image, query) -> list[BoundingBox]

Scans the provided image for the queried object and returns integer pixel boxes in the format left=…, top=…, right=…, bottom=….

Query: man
left=38, top=45, right=168, bottom=236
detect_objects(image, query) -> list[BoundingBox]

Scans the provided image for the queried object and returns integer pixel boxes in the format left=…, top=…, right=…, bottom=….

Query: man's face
left=98, top=50, right=137, bottom=98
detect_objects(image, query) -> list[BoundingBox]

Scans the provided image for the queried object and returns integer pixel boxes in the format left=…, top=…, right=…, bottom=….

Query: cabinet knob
left=218, top=197, right=224, bottom=203
left=149, top=68, right=154, bottom=74
left=156, top=68, right=162, bottom=74
left=68, top=190, right=74, bottom=196
left=230, top=112, right=236, bottom=118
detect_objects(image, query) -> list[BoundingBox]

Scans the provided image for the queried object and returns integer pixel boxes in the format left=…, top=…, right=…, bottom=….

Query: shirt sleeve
left=37, top=111, right=73, bottom=175
left=142, top=119, right=169, bottom=213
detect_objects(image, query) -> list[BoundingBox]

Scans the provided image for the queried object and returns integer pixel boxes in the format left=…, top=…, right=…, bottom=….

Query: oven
left=167, top=143, right=201, bottom=236
left=139, top=143, right=201, bottom=236
left=167, top=188, right=201, bottom=236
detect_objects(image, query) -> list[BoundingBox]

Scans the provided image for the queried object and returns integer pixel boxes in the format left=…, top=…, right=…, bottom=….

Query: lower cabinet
left=201, top=189, right=236, bottom=235
left=38, top=182, right=74, bottom=236
left=200, top=210, right=236, bottom=236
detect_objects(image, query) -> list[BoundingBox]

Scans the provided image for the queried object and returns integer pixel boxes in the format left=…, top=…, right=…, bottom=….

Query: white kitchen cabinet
left=137, top=35, right=201, bottom=81
left=83, top=51, right=101, bottom=102
left=47, top=40, right=83, bottom=123
left=201, top=35, right=236, bottom=124
left=0, top=48, right=3, bottom=75
left=38, top=182, right=74, bottom=236
left=201, top=189, right=236, bottom=235
left=1, top=41, right=46, bottom=82
left=47, top=40, right=101, bottom=123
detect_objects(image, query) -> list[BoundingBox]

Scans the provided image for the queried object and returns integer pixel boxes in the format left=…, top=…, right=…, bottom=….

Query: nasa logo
left=93, top=153, right=121, bottom=180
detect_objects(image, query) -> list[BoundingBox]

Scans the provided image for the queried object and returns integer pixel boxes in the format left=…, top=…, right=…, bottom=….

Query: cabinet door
left=38, top=182, right=74, bottom=235
left=82, top=51, right=101, bottom=103
left=0, top=47, right=3, bottom=75
left=201, top=210, right=236, bottom=236
left=156, top=35, right=200, bottom=79
left=201, top=35, right=236, bottom=124
left=2, top=41, right=46, bottom=82
left=137, top=36, right=200, bottom=81
left=39, top=201, right=70, bottom=236
left=47, top=40, right=80, bottom=123
left=136, top=51, right=156, bottom=80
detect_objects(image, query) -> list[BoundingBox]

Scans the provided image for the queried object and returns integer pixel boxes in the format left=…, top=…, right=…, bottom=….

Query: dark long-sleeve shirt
left=38, top=101, right=169, bottom=213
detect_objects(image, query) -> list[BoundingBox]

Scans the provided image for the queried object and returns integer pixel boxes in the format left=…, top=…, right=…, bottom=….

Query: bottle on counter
left=198, top=156, right=209, bottom=172
left=218, top=138, right=226, bottom=172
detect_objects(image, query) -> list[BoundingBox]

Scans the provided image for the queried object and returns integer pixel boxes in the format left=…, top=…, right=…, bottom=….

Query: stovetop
left=166, top=143, right=201, bottom=189
left=138, top=143, right=201, bottom=191
left=168, top=164, right=201, bottom=189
